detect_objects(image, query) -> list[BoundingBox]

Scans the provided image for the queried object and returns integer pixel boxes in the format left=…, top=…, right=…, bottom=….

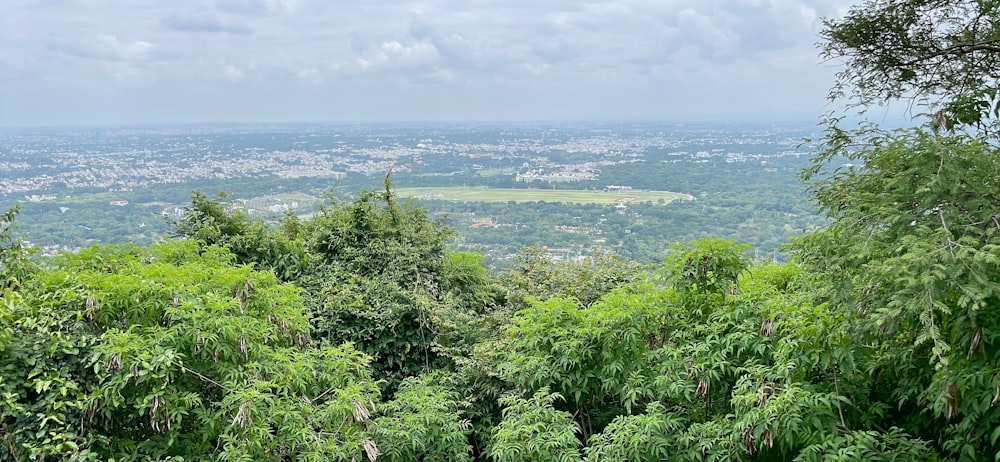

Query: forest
left=4, top=0, right=1000, bottom=460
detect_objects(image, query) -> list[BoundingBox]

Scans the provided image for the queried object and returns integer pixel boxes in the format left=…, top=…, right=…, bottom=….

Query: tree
left=798, top=128, right=1000, bottom=460
left=371, top=375, right=474, bottom=462
left=1, top=241, right=380, bottom=461
left=172, top=192, right=310, bottom=282
left=172, top=177, right=503, bottom=395
left=797, top=1, right=1000, bottom=459
left=171, top=191, right=250, bottom=246
left=485, top=238, right=935, bottom=460
left=0, top=206, right=31, bottom=291
left=500, top=246, right=643, bottom=310
left=303, top=180, right=467, bottom=392
left=489, top=389, right=582, bottom=462
left=821, top=0, right=1000, bottom=129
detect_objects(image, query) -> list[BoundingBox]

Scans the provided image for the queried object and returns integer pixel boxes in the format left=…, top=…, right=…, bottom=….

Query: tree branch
left=901, top=41, right=1000, bottom=68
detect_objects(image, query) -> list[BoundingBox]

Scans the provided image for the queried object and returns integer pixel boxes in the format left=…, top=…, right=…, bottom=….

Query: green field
left=396, top=187, right=693, bottom=205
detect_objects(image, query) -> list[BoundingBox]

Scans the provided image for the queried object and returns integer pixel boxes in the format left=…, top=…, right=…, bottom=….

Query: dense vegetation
left=4, top=0, right=1000, bottom=460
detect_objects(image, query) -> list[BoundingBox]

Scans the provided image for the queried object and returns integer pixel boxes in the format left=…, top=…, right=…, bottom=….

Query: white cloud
left=160, top=12, right=253, bottom=34
left=0, top=0, right=861, bottom=125
left=296, top=68, right=322, bottom=83
left=55, top=34, right=156, bottom=62
left=354, top=40, right=442, bottom=73
left=676, top=8, right=737, bottom=53
left=225, top=64, right=243, bottom=80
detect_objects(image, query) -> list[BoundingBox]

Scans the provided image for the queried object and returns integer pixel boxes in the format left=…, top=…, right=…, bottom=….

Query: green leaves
left=372, top=375, right=473, bottom=462
left=794, top=428, right=935, bottom=462
left=821, top=0, right=1000, bottom=130
left=490, top=389, right=582, bottom=462
left=2, top=241, right=380, bottom=461
left=662, top=239, right=750, bottom=321
left=304, top=182, right=497, bottom=394
left=800, top=124, right=1000, bottom=458
left=583, top=403, right=684, bottom=461
left=0, top=290, right=100, bottom=461
left=1, top=205, right=32, bottom=292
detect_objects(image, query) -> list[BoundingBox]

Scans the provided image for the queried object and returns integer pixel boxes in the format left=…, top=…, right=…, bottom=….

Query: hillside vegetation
left=4, top=0, right=1000, bottom=460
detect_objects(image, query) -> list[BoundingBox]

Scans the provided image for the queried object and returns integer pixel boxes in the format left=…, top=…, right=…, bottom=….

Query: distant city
left=0, top=122, right=826, bottom=263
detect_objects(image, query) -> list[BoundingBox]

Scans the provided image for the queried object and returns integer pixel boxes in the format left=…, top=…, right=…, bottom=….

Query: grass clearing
left=396, top=187, right=693, bottom=205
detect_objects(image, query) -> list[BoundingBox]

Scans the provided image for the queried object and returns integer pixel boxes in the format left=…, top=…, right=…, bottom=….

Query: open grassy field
left=395, top=186, right=693, bottom=205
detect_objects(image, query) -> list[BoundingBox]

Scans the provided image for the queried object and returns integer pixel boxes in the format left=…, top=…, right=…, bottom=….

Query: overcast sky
left=1, top=0, right=857, bottom=126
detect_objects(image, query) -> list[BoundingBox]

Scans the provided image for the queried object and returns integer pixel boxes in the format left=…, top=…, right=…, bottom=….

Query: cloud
left=213, top=0, right=302, bottom=16
left=2, top=0, right=862, bottom=125
left=225, top=64, right=244, bottom=80
left=354, top=40, right=441, bottom=72
left=51, top=34, right=157, bottom=62
left=214, top=0, right=273, bottom=16
left=296, top=67, right=322, bottom=84
left=160, top=12, right=253, bottom=34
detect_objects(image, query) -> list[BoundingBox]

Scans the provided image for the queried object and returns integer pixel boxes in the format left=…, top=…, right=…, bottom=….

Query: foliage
left=498, top=288, right=665, bottom=438
left=480, top=234, right=955, bottom=460
left=821, top=0, right=1000, bottom=129
left=501, top=246, right=644, bottom=308
left=1, top=241, right=380, bottom=461
left=0, top=281, right=100, bottom=461
left=581, top=403, right=683, bottom=462
left=489, top=389, right=582, bottom=462
left=173, top=177, right=504, bottom=396
left=303, top=179, right=492, bottom=392
left=805, top=1, right=1000, bottom=458
left=662, top=238, right=750, bottom=320
left=798, top=129, right=1000, bottom=460
left=173, top=192, right=310, bottom=281
left=171, top=191, right=250, bottom=245
left=494, top=241, right=841, bottom=459
left=794, top=427, right=936, bottom=462
left=0, top=205, right=31, bottom=291
left=371, top=375, right=473, bottom=462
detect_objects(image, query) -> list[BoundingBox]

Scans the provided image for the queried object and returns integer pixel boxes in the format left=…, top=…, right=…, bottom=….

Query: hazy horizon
left=0, top=117, right=838, bottom=131
left=3, top=0, right=858, bottom=127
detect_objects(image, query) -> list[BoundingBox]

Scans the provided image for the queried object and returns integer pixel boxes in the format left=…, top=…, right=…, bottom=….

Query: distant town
left=0, top=122, right=825, bottom=263
left=2, top=123, right=812, bottom=197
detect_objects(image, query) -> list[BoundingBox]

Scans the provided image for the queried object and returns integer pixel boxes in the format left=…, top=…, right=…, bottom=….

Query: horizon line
left=0, top=117, right=849, bottom=130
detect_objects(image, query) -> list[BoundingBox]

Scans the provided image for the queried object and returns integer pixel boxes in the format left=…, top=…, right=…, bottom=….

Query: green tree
left=501, top=246, right=643, bottom=309
left=0, top=205, right=31, bottom=291
left=172, top=192, right=310, bottom=281
left=1, top=241, right=380, bottom=461
left=371, top=375, right=474, bottom=462
left=488, top=238, right=913, bottom=460
left=303, top=182, right=459, bottom=392
left=490, top=389, right=582, bottom=462
left=821, top=0, right=1000, bottom=128
left=799, top=129, right=1000, bottom=460
left=798, top=1, right=1000, bottom=459
left=171, top=191, right=250, bottom=246
left=172, top=178, right=503, bottom=395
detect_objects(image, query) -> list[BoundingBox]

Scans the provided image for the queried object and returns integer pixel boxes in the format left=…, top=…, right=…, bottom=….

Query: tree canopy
left=822, top=0, right=1000, bottom=128
left=6, top=1, right=1000, bottom=461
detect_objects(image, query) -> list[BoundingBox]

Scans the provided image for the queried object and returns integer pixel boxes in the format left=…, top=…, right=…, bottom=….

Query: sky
left=0, top=0, right=858, bottom=126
